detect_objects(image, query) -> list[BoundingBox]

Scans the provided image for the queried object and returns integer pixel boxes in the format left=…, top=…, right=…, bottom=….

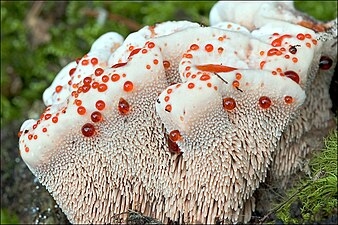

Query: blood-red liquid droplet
left=111, top=62, right=127, bottom=68
left=118, top=98, right=130, bottom=115
left=96, top=100, right=106, bottom=111
left=163, top=60, right=170, bottom=69
left=169, top=130, right=181, bottom=142
left=289, top=46, right=298, bottom=54
left=259, top=96, right=272, bottom=109
left=123, top=81, right=134, bottom=92
left=168, top=136, right=181, bottom=154
left=128, top=48, right=141, bottom=58
left=284, top=96, right=293, bottom=104
left=81, top=123, right=95, bottom=137
left=223, top=98, right=236, bottom=110
left=284, top=71, right=300, bottom=84
left=91, top=111, right=102, bottom=122
left=95, top=68, right=104, bottom=76
left=319, top=56, right=333, bottom=70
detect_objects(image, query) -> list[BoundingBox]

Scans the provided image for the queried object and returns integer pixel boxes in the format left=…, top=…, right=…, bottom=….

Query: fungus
left=18, top=1, right=337, bottom=224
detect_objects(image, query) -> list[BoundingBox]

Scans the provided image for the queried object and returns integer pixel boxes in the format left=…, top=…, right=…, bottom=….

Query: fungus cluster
left=18, top=1, right=337, bottom=224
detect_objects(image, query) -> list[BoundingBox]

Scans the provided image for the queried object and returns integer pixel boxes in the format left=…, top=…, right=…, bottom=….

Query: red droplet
left=271, top=34, right=292, bottom=47
left=188, top=83, right=195, bottom=89
left=128, top=48, right=141, bottom=58
left=259, top=96, right=272, bottom=109
left=163, top=60, right=170, bottom=69
left=123, top=81, right=134, bottom=92
left=289, top=46, right=298, bottom=54
left=223, top=98, right=236, bottom=110
left=42, top=128, right=47, bottom=132
left=267, top=48, right=282, bottom=56
left=284, top=71, right=300, bottom=84
left=83, top=77, right=92, bottom=84
left=82, top=84, right=91, bottom=93
left=91, top=57, right=98, bottom=65
left=55, top=85, right=62, bottom=93
left=102, top=75, right=109, bottom=83
left=111, top=62, right=127, bottom=68
left=169, top=130, right=181, bottom=142
left=52, top=117, right=58, bottom=123
left=168, top=136, right=181, bottom=154
left=319, top=56, right=333, bottom=70
left=81, top=59, right=89, bottom=66
left=92, top=82, right=99, bottom=89
left=296, top=33, right=305, bottom=40
left=165, top=104, right=172, bottom=112
left=190, top=44, right=199, bottom=50
left=77, top=106, right=86, bottom=115
left=111, top=74, right=120, bottom=82
left=18, top=131, right=23, bottom=138
left=95, top=68, right=104, bottom=76
left=205, top=44, right=214, bottom=52
left=195, top=64, right=237, bottom=73
left=75, top=99, right=82, bottom=106
left=91, top=111, right=102, bottom=122
left=284, top=96, right=293, bottom=104
left=98, top=84, right=108, bottom=92
left=118, top=98, right=130, bottom=115
left=200, top=74, right=211, bottom=81
left=81, top=123, right=95, bottom=137
left=44, top=114, right=52, bottom=120
left=96, top=100, right=106, bottom=111
left=69, top=68, right=76, bottom=76
left=25, top=147, right=29, bottom=152
left=148, top=42, right=155, bottom=48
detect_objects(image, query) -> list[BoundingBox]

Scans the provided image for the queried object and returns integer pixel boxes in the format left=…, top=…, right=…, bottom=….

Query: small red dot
left=55, top=85, right=63, bottom=93
left=82, top=84, right=91, bottom=93
left=223, top=98, right=236, bottom=110
left=259, top=96, right=272, bottom=109
left=169, top=130, right=182, bottom=142
left=165, top=104, right=172, bottom=112
left=102, top=75, right=109, bottom=83
left=91, top=57, right=98, bottom=65
left=77, top=106, right=86, bottom=115
left=44, top=114, right=52, bottom=120
left=148, top=42, right=155, bottom=48
left=123, top=81, right=134, bottom=92
left=91, top=111, right=103, bottom=122
left=95, top=68, right=104, bottom=76
left=52, top=117, right=58, bottom=123
left=69, top=68, right=76, bottom=76
left=98, top=84, right=108, bottom=92
left=118, top=98, right=130, bottom=115
left=188, top=83, right=195, bottom=89
left=284, top=96, right=293, bottom=104
left=190, top=44, right=199, bottom=50
left=96, top=100, right=106, bottom=111
left=81, top=123, right=95, bottom=137
left=111, top=74, right=120, bottom=82
left=205, top=44, right=214, bottom=52
left=81, top=59, right=89, bottom=65
left=200, top=74, right=210, bottom=81
left=163, top=60, right=170, bottom=69
left=83, top=77, right=92, bottom=84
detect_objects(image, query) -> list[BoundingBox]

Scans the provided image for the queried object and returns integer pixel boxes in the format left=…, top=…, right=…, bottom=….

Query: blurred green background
left=1, top=1, right=337, bottom=224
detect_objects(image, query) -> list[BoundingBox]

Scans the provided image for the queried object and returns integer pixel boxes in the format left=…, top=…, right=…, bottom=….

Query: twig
left=258, top=181, right=311, bottom=223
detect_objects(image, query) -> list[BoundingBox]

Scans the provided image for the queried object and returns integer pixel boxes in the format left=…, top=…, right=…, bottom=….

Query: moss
left=276, top=130, right=338, bottom=224
left=0, top=209, right=20, bottom=224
